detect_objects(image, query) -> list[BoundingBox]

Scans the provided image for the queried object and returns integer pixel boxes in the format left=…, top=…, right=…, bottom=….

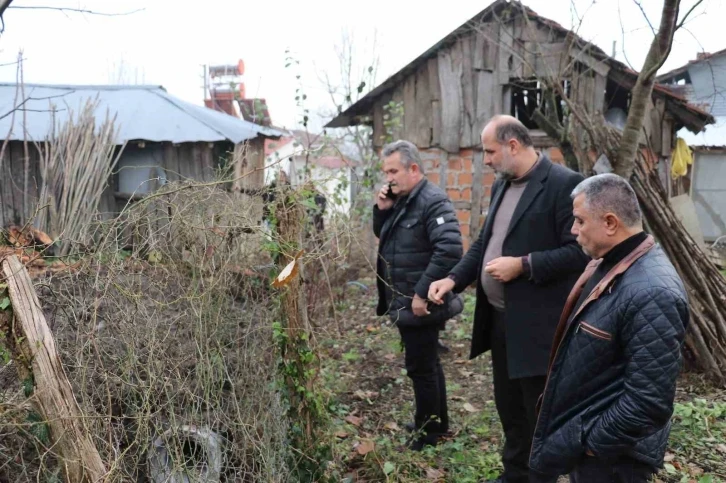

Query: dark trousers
left=491, top=309, right=546, bottom=483
left=569, top=455, right=656, bottom=483
left=398, top=325, right=449, bottom=434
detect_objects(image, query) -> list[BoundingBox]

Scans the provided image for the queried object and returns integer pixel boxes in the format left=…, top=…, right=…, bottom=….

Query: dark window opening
left=510, top=78, right=569, bottom=129
left=605, top=77, right=630, bottom=112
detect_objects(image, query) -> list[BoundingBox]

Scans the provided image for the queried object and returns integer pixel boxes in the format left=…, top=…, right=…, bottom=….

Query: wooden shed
left=326, top=0, right=713, bottom=248
left=0, top=83, right=283, bottom=228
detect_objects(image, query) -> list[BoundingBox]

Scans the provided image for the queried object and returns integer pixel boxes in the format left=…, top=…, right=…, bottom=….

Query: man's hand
left=376, top=184, right=394, bottom=211
left=412, top=294, right=430, bottom=316
left=428, top=277, right=455, bottom=305
left=484, top=256, right=524, bottom=283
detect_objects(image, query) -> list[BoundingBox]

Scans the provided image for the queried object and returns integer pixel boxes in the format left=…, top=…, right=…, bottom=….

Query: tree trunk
left=0, top=255, right=107, bottom=482
left=615, top=0, right=680, bottom=178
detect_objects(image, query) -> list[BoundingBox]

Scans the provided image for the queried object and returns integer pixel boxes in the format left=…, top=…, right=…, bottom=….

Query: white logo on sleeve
left=436, top=216, right=445, bottom=225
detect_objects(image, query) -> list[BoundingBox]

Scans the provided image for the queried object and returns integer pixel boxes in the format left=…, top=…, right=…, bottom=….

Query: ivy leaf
left=0, top=297, right=10, bottom=310
left=383, top=462, right=395, bottom=475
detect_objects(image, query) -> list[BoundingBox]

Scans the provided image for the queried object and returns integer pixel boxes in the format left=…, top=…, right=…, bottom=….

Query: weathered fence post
left=0, top=255, right=106, bottom=482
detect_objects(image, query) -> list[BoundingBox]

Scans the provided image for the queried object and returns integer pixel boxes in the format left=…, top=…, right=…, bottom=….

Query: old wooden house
left=326, top=0, right=713, bottom=248
left=0, top=83, right=283, bottom=228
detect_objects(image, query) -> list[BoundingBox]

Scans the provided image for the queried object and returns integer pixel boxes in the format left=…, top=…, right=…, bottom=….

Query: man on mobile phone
left=373, top=140, right=463, bottom=451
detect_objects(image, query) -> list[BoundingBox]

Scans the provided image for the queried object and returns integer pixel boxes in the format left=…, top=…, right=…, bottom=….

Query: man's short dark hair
left=381, top=139, right=425, bottom=174
left=491, top=115, right=533, bottom=147
left=571, top=174, right=643, bottom=227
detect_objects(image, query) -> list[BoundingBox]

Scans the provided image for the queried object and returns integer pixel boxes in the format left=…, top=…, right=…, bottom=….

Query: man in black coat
left=429, top=115, right=589, bottom=482
left=373, top=140, right=463, bottom=451
left=529, top=174, right=688, bottom=483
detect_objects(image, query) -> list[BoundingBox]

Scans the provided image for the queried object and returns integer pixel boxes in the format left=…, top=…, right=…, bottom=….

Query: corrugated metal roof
left=0, top=83, right=284, bottom=144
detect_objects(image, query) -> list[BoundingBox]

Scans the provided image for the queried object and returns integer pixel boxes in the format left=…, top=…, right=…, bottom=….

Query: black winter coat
left=529, top=236, right=689, bottom=475
left=448, top=155, right=590, bottom=377
left=374, top=178, right=463, bottom=327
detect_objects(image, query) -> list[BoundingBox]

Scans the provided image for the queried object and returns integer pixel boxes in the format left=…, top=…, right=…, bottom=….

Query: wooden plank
left=391, top=85, right=405, bottom=141
left=570, top=45, right=610, bottom=77
left=0, top=145, right=11, bottom=227
left=470, top=151, right=485, bottom=240
left=9, top=142, right=24, bottom=225
left=202, top=143, right=215, bottom=181
left=649, top=98, right=665, bottom=154
left=593, top=72, right=607, bottom=115
left=1, top=256, right=107, bottom=483
left=534, top=42, right=569, bottom=78
left=372, top=98, right=385, bottom=148
left=402, top=74, right=417, bottom=143
left=460, top=37, right=477, bottom=148
left=438, top=48, right=463, bottom=153
left=413, top=63, right=433, bottom=147
left=662, top=113, right=674, bottom=157
left=498, top=21, right=515, bottom=85
left=519, top=18, right=554, bottom=42
left=428, top=57, right=442, bottom=147
left=475, top=71, right=495, bottom=136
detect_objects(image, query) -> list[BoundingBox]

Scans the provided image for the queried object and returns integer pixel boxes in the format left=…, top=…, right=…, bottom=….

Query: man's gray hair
left=382, top=140, right=425, bottom=174
left=571, top=173, right=642, bottom=227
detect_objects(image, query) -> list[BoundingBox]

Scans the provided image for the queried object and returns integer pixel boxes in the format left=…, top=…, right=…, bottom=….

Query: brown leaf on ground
left=463, top=402, right=478, bottom=413
left=383, top=422, right=400, bottom=431
left=334, top=430, right=349, bottom=439
left=345, top=415, right=362, bottom=427
left=425, top=467, right=445, bottom=481
left=356, top=439, right=374, bottom=455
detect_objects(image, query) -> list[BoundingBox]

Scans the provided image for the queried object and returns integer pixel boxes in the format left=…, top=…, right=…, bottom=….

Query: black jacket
left=449, top=154, right=589, bottom=377
left=374, top=178, right=463, bottom=326
left=529, top=236, right=689, bottom=475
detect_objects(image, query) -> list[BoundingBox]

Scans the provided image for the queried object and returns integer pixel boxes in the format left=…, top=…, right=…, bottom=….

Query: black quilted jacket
left=373, top=178, right=462, bottom=325
left=529, top=236, right=689, bottom=475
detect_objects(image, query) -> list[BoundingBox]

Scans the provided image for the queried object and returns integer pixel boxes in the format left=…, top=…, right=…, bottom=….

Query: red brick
left=448, top=158, right=463, bottom=170
left=463, top=157, right=473, bottom=171
left=427, top=173, right=440, bottom=185
left=458, top=172, right=473, bottom=185
left=460, top=149, right=474, bottom=158
left=460, top=224, right=470, bottom=236
left=447, top=173, right=456, bottom=187
left=461, top=188, right=472, bottom=201
left=447, top=189, right=461, bottom=201
left=549, top=147, right=564, bottom=164
left=463, top=238, right=471, bottom=252
left=456, top=209, right=470, bottom=223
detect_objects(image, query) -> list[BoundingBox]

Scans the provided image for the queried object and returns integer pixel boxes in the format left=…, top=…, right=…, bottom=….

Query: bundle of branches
left=593, top=122, right=726, bottom=381
left=35, top=97, right=124, bottom=256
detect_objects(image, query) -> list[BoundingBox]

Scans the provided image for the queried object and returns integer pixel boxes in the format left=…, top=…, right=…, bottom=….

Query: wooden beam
left=0, top=255, right=106, bottom=482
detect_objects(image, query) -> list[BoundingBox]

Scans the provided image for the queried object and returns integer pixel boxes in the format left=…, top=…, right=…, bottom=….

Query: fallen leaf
left=717, top=443, right=726, bottom=454
left=453, top=359, right=468, bottom=365
left=384, top=354, right=397, bottom=361
left=356, top=439, right=375, bottom=455
left=664, top=452, right=675, bottom=462
left=463, top=402, right=478, bottom=413
left=383, top=461, right=395, bottom=475
left=334, top=430, right=349, bottom=439
left=458, top=370, right=474, bottom=378
left=425, top=467, right=445, bottom=480
left=384, top=422, right=400, bottom=431
left=354, top=390, right=379, bottom=400
left=345, top=415, right=362, bottom=427
left=450, top=396, right=465, bottom=401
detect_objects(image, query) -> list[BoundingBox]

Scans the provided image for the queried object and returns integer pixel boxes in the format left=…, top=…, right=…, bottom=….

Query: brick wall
left=419, top=146, right=566, bottom=251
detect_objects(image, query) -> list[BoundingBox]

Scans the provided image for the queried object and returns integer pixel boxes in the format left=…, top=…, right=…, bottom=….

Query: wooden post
left=0, top=255, right=106, bottom=482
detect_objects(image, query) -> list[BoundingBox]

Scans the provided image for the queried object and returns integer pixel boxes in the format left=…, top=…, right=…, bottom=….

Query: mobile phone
left=385, top=182, right=397, bottom=199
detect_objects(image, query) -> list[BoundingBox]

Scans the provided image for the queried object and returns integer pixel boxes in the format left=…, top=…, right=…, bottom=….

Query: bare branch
left=631, top=0, right=657, bottom=37
left=676, top=0, right=706, bottom=30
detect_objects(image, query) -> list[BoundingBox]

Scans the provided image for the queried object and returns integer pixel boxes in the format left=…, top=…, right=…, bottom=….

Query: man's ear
left=603, top=213, right=620, bottom=235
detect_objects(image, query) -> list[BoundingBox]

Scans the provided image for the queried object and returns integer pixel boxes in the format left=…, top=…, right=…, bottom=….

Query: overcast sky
left=0, top=0, right=722, bottom=131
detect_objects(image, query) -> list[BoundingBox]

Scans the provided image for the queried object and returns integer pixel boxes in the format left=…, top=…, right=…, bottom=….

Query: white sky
left=0, top=0, right=723, bottom=131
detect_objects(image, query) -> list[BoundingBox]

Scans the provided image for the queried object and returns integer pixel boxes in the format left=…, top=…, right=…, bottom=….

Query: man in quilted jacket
left=530, top=174, right=689, bottom=482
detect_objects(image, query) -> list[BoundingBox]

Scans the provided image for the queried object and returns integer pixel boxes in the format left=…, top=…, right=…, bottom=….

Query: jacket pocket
left=578, top=321, right=613, bottom=341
